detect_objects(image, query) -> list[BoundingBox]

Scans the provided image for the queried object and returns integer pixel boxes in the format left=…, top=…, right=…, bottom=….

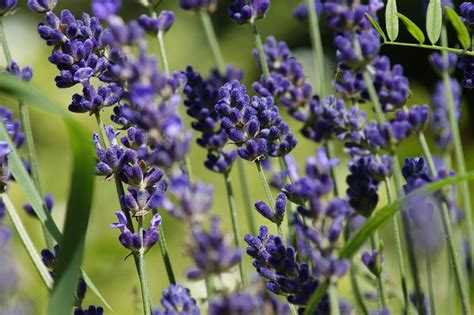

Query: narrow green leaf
left=0, top=74, right=111, bottom=310
left=385, top=0, right=399, bottom=41
left=304, top=170, right=474, bottom=315
left=47, top=120, right=95, bottom=315
left=2, top=194, right=54, bottom=290
left=397, top=13, right=425, bottom=44
left=365, top=13, right=387, bottom=42
left=426, top=0, right=442, bottom=44
left=445, top=7, right=471, bottom=50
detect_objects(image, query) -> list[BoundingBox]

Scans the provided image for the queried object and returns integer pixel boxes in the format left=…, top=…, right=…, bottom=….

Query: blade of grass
left=0, top=73, right=111, bottom=310
left=2, top=194, right=54, bottom=289
left=47, top=120, right=95, bottom=315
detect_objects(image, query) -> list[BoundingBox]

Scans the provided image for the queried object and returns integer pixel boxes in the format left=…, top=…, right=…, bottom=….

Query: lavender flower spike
left=110, top=211, right=162, bottom=254
left=153, top=284, right=200, bottom=315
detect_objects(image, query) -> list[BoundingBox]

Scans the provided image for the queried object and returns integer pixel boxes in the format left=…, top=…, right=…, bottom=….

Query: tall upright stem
left=426, top=253, right=437, bottom=315
left=417, top=130, right=471, bottom=315
left=251, top=22, right=270, bottom=79
left=362, top=71, right=411, bottom=312
left=328, top=285, right=341, bottom=315
left=440, top=27, right=474, bottom=278
left=137, top=217, right=152, bottom=315
left=157, top=31, right=170, bottom=76
left=223, top=172, right=246, bottom=288
left=199, top=12, right=226, bottom=73
left=237, top=160, right=257, bottom=235
left=256, top=161, right=283, bottom=237
left=157, top=223, right=176, bottom=285
left=306, top=0, right=327, bottom=96
left=370, top=233, right=388, bottom=309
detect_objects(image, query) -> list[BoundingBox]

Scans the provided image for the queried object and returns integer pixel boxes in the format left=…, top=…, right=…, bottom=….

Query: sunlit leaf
left=397, top=13, right=425, bottom=44
left=385, top=0, right=399, bottom=41
left=426, top=0, right=442, bottom=44
left=445, top=6, right=471, bottom=50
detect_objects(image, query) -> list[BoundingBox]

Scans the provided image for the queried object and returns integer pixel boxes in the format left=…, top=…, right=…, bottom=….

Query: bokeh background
left=1, top=0, right=473, bottom=314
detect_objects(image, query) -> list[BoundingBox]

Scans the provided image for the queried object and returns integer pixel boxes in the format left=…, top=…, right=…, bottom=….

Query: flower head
left=110, top=211, right=162, bottom=254
left=27, top=0, right=56, bottom=13
left=153, top=284, right=200, bottom=315
left=228, top=0, right=270, bottom=24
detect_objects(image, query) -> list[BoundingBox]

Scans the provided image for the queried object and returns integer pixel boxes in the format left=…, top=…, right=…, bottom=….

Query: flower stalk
left=138, top=217, right=152, bottom=315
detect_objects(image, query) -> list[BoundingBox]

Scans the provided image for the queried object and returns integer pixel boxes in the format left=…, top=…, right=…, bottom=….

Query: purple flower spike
left=138, top=11, right=175, bottom=34
left=0, top=0, right=16, bottom=16
left=5, top=61, right=33, bottom=82
left=153, top=284, right=200, bottom=315
left=111, top=211, right=162, bottom=254
left=460, top=2, right=474, bottom=31
left=92, top=0, right=121, bottom=20
left=186, top=217, right=241, bottom=280
left=228, top=0, right=269, bottom=24
left=27, top=0, right=56, bottom=13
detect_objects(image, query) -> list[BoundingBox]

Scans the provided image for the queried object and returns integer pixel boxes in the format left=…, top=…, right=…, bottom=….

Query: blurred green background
left=1, top=0, right=473, bottom=314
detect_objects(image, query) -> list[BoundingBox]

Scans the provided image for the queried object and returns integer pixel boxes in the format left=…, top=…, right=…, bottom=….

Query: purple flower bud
left=275, top=192, right=286, bottom=218
left=153, top=284, right=199, bottom=315
left=180, top=0, right=217, bottom=13
left=27, top=0, right=57, bottom=13
left=157, top=11, right=175, bottom=33
left=255, top=200, right=274, bottom=221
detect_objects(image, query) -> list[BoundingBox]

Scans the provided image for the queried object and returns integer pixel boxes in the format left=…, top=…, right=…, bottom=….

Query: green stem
left=328, top=285, right=340, bottom=315
left=325, top=142, right=339, bottom=197
left=278, top=156, right=295, bottom=241
left=251, top=22, right=270, bottom=80
left=157, top=31, right=170, bottom=75
left=255, top=161, right=283, bottom=238
left=384, top=178, right=410, bottom=312
left=441, top=27, right=474, bottom=283
left=2, top=194, right=54, bottom=290
left=223, top=172, right=246, bottom=288
left=381, top=41, right=474, bottom=56
left=205, top=275, right=214, bottom=298
left=157, top=224, right=176, bottom=285
left=199, top=11, right=226, bottom=73
left=349, top=264, right=368, bottom=315
left=417, top=130, right=470, bottom=314
left=370, top=233, right=388, bottom=309
left=236, top=159, right=257, bottom=235
left=0, top=19, right=12, bottom=64
left=306, top=0, right=327, bottom=96
left=363, top=70, right=411, bottom=312
left=137, top=218, right=152, bottom=315
left=426, top=253, right=436, bottom=315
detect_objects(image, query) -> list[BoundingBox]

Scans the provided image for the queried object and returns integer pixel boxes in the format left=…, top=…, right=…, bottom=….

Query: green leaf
left=304, top=170, right=474, bottom=315
left=385, top=0, right=399, bottom=41
left=2, top=194, right=55, bottom=290
left=365, top=13, right=387, bottom=42
left=0, top=74, right=111, bottom=310
left=445, top=6, right=471, bottom=50
left=47, top=116, right=95, bottom=315
left=426, top=0, right=442, bottom=44
left=397, top=13, right=425, bottom=44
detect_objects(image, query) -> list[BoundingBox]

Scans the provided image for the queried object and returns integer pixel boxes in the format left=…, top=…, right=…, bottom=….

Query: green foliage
left=385, top=0, right=399, bottom=41
left=445, top=6, right=471, bottom=50
left=0, top=74, right=111, bottom=311
left=426, top=0, right=442, bottom=44
left=365, top=13, right=387, bottom=42
left=397, top=13, right=425, bottom=44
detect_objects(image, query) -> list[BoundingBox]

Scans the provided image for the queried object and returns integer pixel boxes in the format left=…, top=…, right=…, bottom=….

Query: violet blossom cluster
left=459, top=2, right=474, bottom=88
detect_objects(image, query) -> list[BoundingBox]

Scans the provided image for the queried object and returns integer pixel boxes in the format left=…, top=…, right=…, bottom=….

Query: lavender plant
left=1, top=0, right=474, bottom=314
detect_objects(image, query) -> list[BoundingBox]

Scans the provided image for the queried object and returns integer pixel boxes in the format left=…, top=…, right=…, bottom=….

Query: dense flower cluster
left=459, top=2, right=474, bottom=88
left=215, top=80, right=297, bottom=161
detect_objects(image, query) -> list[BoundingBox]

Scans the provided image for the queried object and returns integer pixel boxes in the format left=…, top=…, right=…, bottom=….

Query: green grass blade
left=0, top=73, right=111, bottom=310
left=385, top=0, right=399, bottom=41
left=304, top=170, right=474, bottom=314
left=365, top=13, right=387, bottom=42
left=47, top=123, right=95, bottom=315
left=426, top=0, right=442, bottom=44
left=445, top=7, right=471, bottom=50
left=2, top=194, right=54, bottom=290
left=397, top=13, right=426, bottom=44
